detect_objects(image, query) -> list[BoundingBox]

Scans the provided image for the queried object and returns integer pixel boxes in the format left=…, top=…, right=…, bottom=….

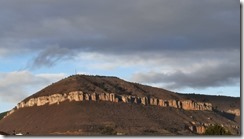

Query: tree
left=204, top=125, right=231, bottom=135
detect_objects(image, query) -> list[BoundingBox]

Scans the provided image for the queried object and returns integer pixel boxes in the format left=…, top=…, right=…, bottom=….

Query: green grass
left=0, top=111, right=8, bottom=120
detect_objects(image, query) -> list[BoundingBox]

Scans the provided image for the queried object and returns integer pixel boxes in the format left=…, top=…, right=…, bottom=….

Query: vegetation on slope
left=204, top=125, right=231, bottom=135
left=99, top=126, right=117, bottom=135
left=0, top=111, right=8, bottom=120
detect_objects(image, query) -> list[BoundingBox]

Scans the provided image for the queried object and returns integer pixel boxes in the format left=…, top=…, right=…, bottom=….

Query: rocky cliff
left=4, top=91, right=212, bottom=120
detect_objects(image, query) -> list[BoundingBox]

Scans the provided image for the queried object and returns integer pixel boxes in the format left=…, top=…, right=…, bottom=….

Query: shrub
left=0, top=111, right=8, bottom=120
left=204, top=125, right=231, bottom=135
left=99, top=126, right=117, bottom=135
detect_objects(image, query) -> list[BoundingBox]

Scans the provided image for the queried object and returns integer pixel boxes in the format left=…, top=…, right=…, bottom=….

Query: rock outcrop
left=4, top=91, right=213, bottom=119
left=189, top=125, right=206, bottom=134
left=181, top=100, right=212, bottom=111
left=227, top=109, right=240, bottom=116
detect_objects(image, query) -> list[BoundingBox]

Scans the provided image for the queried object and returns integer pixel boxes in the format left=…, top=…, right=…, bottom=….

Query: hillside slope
left=0, top=75, right=240, bottom=135
left=0, top=101, right=239, bottom=135
left=24, top=75, right=181, bottom=101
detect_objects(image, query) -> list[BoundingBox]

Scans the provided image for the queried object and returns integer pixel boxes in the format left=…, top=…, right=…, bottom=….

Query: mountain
left=0, top=75, right=240, bottom=135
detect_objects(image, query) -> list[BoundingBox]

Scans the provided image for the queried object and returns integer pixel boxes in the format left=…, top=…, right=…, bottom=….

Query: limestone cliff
left=4, top=91, right=212, bottom=119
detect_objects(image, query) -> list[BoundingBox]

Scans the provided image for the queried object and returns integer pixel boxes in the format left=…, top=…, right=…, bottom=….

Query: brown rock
left=79, top=92, right=84, bottom=101
left=49, top=94, right=63, bottom=105
left=158, top=99, right=164, bottom=107
left=37, top=96, right=49, bottom=106
left=105, top=93, right=110, bottom=101
left=141, top=96, right=149, bottom=105
left=189, top=125, right=195, bottom=132
left=164, top=100, right=169, bottom=107
left=121, top=95, right=129, bottom=103
left=134, top=97, right=141, bottom=104
left=85, top=94, right=90, bottom=101
left=227, top=109, right=240, bottom=116
left=181, top=100, right=195, bottom=110
left=168, top=100, right=178, bottom=108
left=180, top=100, right=212, bottom=111
left=109, top=93, right=115, bottom=102
left=26, top=98, right=37, bottom=107
left=67, top=91, right=81, bottom=102
left=91, top=93, right=98, bottom=101
left=17, top=102, right=25, bottom=109
left=150, top=98, right=158, bottom=106
left=99, top=93, right=105, bottom=101
left=114, top=98, right=119, bottom=103
left=177, top=101, right=182, bottom=109
left=189, top=124, right=205, bottom=134
left=204, top=103, right=212, bottom=111
left=196, top=126, right=205, bottom=134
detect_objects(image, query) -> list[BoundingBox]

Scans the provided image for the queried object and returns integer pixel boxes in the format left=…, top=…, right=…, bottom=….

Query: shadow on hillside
left=213, top=109, right=236, bottom=121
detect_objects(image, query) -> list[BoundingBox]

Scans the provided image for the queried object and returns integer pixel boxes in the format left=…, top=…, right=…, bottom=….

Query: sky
left=0, top=0, right=240, bottom=112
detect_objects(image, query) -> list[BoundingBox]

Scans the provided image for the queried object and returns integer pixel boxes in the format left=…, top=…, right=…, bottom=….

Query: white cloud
left=0, top=71, right=66, bottom=104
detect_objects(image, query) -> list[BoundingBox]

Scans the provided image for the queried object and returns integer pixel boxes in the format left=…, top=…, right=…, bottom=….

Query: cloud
left=0, top=0, right=240, bottom=93
left=30, top=44, right=75, bottom=69
left=131, top=61, right=240, bottom=90
left=0, top=71, right=66, bottom=103
left=0, top=0, right=240, bottom=68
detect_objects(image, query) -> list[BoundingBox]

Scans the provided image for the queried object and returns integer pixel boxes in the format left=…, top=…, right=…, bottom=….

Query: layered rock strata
left=4, top=91, right=212, bottom=119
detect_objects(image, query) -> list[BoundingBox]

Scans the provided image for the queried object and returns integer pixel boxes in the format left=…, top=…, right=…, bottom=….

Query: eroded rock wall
left=181, top=100, right=212, bottom=111
left=4, top=91, right=213, bottom=119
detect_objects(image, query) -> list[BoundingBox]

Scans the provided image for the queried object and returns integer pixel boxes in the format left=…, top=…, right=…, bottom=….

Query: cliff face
left=4, top=91, right=212, bottom=120
left=179, top=93, right=240, bottom=117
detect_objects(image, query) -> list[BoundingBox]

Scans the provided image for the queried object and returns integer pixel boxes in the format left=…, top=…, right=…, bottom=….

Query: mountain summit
left=0, top=75, right=240, bottom=135
left=25, top=74, right=181, bottom=100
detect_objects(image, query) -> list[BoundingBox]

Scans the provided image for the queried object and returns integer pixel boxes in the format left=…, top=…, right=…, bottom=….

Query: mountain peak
left=24, top=74, right=180, bottom=102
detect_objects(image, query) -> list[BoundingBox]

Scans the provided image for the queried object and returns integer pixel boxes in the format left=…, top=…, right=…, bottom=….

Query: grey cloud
left=131, top=61, right=240, bottom=90
left=30, top=45, right=74, bottom=69
left=0, top=0, right=239, bottom=53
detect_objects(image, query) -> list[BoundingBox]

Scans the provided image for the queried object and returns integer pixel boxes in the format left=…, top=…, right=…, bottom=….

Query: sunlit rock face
left=141, top=97, right=149, bottom=105
left=5, top=91, right=213, bottom=119
left=181, top=100, right=212, bottom=111
left=150, top=98, right=158, bottom=106
left=91, top=93, right=98, bottom=101
left=68, top=91, right=81, bottom=102
left=85, top=94, right=90, bottom=101
left=227, top=109, right=240, bottom=116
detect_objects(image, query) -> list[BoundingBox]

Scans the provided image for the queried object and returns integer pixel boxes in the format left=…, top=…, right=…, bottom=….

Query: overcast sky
left=0, top=0, right=240, bottom=112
